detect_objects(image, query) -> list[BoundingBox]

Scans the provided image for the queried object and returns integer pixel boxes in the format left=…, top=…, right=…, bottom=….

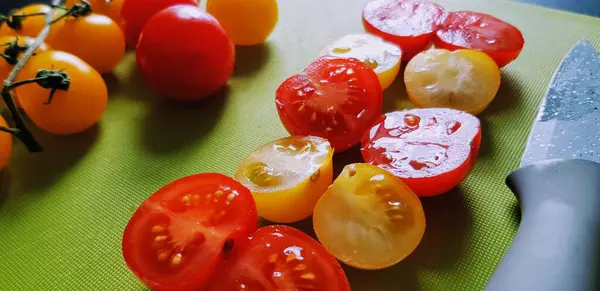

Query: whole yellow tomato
left=207, top=0, right=278, bottom=45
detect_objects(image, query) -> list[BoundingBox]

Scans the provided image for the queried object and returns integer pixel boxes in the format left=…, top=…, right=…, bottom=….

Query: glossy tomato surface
left=361, top=108, right=481, bottom=196
left=207, top=225, right=350, bottom=291
left=434, top=11, right=524, bottom=67
left=120, top=0, right=198, bottom=47
left=206, top=0, right=278, bottom=45
left=122, top=173, right=258, bottom=291
left=313, top=163, right=425, bottom=270
left=362, top=0, right=445, bottom=60
left=235, top=136, right=334, bottom=223
left=16, top=51, right=108, bottom=135
left=276, top=57, right=383, bottom=152
left=136, top=5, right=235, bottom=101
left=48, top=14, right=125, bottom=73
left=0, top=4, right=62, bottom=38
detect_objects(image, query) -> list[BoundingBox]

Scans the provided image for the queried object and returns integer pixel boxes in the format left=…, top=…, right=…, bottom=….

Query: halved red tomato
left=362, top=0, right=445, bottom=60
left=434, top=11, right=525, bottom=67
left=122, top=173, right=258, bottom=290
left=207, top=225, right=351, bottom=291
left=275, top=57, right=383, bottom=152
left=361, top=108, right=481, bottom=196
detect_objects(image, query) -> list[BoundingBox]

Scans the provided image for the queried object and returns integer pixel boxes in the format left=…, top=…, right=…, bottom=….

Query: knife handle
left=484, top=159, right=600, bottom=291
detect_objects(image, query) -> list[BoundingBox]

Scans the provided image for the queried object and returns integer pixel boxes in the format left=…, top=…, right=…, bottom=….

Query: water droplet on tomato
left=404, top=114, right=420, bottom=127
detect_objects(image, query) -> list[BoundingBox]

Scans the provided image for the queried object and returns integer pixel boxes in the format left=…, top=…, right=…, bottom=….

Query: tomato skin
left=276, top=57, right=383, bottom=152
left=361, top=109, right=481, bottom=196
left=16, top=51, right=107, bottom=135
left=120, top=0, right=198, bottom=47
left=0, top=35, right=51, bottom=108
left=0, top=115, right=12, bottom=169
left=122, top=173, right=258, bottom=291
left=206, top=0, right=278, bottom=46
left=48, top=14, right=125, bottom=73
left=136, top=5, right=235, bottom=101
left=362, top=0, right=445, bottom=61
left=434, top=11, right=524, bottom=67
left=66, top=0, right=125, bottom=23
left=207, top=225, right=351, bottom=291
left=0, top=4, right=63, bottom=38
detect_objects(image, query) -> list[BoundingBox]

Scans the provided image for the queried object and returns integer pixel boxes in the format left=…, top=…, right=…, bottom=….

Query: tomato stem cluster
left=0, top=0, right=65, bottom=153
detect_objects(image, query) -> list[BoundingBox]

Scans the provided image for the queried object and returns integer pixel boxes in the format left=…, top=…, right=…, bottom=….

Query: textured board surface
left=1, top=0, right=599, bottom=290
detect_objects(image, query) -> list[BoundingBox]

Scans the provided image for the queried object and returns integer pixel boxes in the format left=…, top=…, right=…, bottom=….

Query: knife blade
left=484, top=40, right=600, bottom=291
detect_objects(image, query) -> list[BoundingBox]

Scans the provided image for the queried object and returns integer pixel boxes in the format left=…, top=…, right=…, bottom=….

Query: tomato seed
left=151, top=225, right=164, bottom=233
left=171, top=253, right=183, bottom=266
left=301, top=273, right=316, bottom=280
left=293, top=264, right=307, bottom=271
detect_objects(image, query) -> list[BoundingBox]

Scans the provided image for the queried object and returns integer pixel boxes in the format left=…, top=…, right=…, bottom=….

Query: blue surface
left=1, top=0, right=600, bottom=16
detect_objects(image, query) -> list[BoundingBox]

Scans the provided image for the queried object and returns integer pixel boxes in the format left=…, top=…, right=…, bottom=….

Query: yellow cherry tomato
left=66, top=0, right=124, bottom=23
left=0, top=4, right=63, bottom=38
left=313, top=163, right=426, bottom=270
left=320, top=33, right=402, bottom=90
left=48, top=14, right=125, bottom=73
left=0, top=35, right=51, bottom=108
left=206, top=0, right=278, bottom=46
left=235, top=136, right=333, bottom=223
left=16, top=51, right=108, bottom=135
left=0, top=115, right=12, bottom=169
left=404, top=48, right=501, bottom=115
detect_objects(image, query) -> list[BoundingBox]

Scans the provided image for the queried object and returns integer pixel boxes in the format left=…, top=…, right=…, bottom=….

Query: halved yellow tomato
left=320, top=33, right=402, bottom=90
left=404, top=48, right=501, bottom=115
left=313, top=163, right=425, bottom=270
left=235, top=136, right=333, bottom=223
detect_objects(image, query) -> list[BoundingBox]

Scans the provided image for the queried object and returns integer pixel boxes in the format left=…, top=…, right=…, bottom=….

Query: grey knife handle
left=485, top=159, right=600, bottom=291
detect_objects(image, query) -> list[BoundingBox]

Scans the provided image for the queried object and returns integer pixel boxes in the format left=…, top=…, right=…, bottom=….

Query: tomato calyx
left=48, top=1, right=92, bottom=25
left=0, top=38, right=29, bottom=65
left=8, top=69, right=71, bottom=104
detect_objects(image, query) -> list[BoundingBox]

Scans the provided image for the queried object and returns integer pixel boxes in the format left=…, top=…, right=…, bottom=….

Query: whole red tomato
left=120, top=0, right=198, bottom=47
left=136, top=5, right=235, bottom=101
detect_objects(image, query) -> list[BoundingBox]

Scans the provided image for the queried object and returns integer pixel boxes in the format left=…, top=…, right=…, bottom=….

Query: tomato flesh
left=361, top=108, right=481, bottom=196
left=207, top=225, right=350, bottom=291
left=434, top=11, right=525, bottom=67
left=313, top=163, right=425, bottom=270
left=122, top=173, right=258, bottom=290
left=362, top=0, right=445, bottom=60
left=136, top=5, right=235, bottom=101
left=275, top=57, right=383, bottom=152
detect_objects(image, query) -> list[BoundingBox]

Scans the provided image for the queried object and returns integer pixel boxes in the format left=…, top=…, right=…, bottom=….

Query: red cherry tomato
left=122, top=173, right=258, bottom=290
left=362, top=0, right=445, bottom=61
left=207, top=225, right=351, bottom=291
left=136, top=5, right=235, bottom=101
left=361, top=108, right=481, bottom=197
left=434, top=11, right=525, bottom=67
left=276, top=57, right=383, bottom=152
left=120, top=0, right=198, bottom=47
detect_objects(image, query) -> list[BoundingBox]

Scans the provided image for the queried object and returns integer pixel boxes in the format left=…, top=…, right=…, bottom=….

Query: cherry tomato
left=122, top=173, right=258, bottom=290
left=404, top=49, right=501, bottom=115
left=361, top=108, right=481, bottom=196
left=235, top=136, right=333, bottom=223
left=0, top=35, right=51, bottom=108
left=48, top=13, right=125, bottom=73
left=320, top=33, right=402, bottom=91
left=0, top=115, right=12, bottom=169
left=66, top=0, right=125, bottom=23
left=276, top=57, right=383, bottom=152
left=434, top=11, right=525, bottom=67
left=206, top=0, right=278, bottom=46
left=120, top=0, right=198, bottom=47
left=15, top=51, right=108, bottom=135
left=313, top=163, right=425, bottom=270
left=136, top=5, right=234, bottom=101
left=207, top=225, right=351, bottom=291
left=362, top=0, right=445, bottom=61
left=0, top=4, right=63, bottom=39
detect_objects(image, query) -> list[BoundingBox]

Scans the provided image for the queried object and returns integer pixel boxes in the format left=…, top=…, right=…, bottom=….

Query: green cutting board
left=1, top=0, right=599, bottom=290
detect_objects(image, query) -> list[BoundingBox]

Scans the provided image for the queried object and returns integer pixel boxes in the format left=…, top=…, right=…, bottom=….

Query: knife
left=484, top=40, right=600, bottom=291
